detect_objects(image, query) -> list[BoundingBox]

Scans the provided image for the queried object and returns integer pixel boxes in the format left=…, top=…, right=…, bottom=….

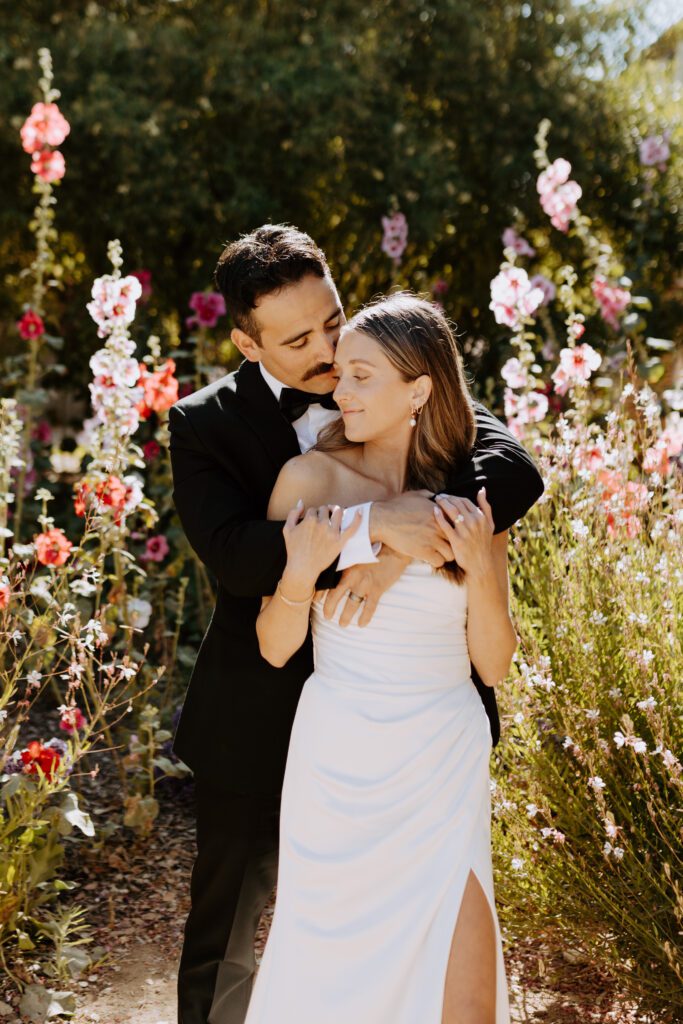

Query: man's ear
left=231, top=327, right=261, bottom=362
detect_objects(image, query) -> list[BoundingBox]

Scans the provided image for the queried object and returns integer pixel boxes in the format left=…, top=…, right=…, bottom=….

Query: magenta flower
left=500, top=357, right=529, bottom=389
left=381, top=212, right=408, bottom=264
left=639, top=133, right=670, bottom=171
left=131, top=269, right=153, bottom=302
left=143, top=534, right=170, bottom=562
left=501, top=228, right=535, bottom=258
left=59, top=707, right=87, bottom=733
left=186, top=291, right=226, bottom=329
left=529, top=274, right=556, bottom=307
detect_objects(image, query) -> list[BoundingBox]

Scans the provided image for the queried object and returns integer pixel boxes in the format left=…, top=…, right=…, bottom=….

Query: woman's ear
left=411, top=374, right=432, bottom=410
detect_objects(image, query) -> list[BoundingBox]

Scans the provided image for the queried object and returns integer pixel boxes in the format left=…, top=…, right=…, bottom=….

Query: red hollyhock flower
left=21, top=741, right=61, bottom=779
left=143, top=440, right=161, bottom=462
left=34, top=528, right=73, bottom=567
left=17, top=310, right=45, bottom=340
left=137, top=359, right=179, bottom=419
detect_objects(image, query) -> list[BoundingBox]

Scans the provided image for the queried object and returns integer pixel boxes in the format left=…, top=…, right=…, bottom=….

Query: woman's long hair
left=316, top=291, right=477, bottom=583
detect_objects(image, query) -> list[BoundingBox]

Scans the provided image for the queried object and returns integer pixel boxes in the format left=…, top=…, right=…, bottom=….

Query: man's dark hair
left=214, top=224, right=330, bottom=343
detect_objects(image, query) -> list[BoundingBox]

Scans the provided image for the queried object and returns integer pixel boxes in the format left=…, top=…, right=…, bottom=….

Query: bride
left=243, top=292, right=516, bottom=1024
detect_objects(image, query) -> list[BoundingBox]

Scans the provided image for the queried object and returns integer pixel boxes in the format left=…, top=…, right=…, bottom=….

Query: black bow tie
left=278, top=387, right=339, bottom=423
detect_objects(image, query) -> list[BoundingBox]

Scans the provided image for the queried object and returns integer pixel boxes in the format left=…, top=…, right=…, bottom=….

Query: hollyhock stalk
left=13, top=50, right=66, bottom=544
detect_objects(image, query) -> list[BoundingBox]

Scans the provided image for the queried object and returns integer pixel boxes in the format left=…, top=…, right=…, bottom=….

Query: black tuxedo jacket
left=168, top=359, right=544, bottom=796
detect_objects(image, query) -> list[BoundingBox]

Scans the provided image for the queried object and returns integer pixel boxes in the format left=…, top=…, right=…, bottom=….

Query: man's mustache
left=302, top=362, right=335, bottom=381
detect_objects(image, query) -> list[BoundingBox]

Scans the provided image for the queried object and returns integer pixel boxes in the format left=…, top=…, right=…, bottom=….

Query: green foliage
left=1, top=0, right=679, bottom=386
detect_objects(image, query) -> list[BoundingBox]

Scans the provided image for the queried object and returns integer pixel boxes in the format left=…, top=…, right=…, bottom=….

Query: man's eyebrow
left=279, top=306, right=343, bottom=346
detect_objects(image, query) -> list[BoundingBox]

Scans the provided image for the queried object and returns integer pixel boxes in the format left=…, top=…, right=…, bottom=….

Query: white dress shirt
left=259, top=363, right=379, bottom=569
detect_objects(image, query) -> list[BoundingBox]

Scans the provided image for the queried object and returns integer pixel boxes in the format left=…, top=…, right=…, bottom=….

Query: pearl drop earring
left=409, top=406, right=419, bottom=428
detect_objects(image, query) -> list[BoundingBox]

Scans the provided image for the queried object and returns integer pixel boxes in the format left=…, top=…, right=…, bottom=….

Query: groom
left=169, top=224, right=544, bottom=1024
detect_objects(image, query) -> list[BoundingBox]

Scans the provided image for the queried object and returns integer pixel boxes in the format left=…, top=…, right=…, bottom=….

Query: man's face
left=231, top=273, right=345, bottom=393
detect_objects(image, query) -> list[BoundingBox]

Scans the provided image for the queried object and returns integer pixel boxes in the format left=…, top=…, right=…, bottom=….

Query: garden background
left=0, top=2, right=681, bottom=1022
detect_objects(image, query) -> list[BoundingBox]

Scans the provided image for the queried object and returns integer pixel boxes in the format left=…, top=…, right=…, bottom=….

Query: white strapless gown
left=244, top=561, right=510, bottom=1023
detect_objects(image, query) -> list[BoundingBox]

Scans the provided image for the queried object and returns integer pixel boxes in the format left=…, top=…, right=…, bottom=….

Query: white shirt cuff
left=336, top=501, right=381, bottom=570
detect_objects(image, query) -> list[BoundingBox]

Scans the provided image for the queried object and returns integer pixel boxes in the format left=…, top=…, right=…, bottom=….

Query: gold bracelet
left=276, top=579, right=315, bottom=607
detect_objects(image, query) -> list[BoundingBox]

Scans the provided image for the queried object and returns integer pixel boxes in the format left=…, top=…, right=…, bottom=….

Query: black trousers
left=177, top=780, right=280, bottom=1024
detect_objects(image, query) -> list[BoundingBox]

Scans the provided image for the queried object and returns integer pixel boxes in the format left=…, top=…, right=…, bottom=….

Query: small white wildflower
left=604, top=820, right=619, bottom=839
left=35, top=488, right=54, bottom=502
left=70, top=578, right=97, bottom=597
left=581, top=641, right=594, bottom=652
left=613, top=846, right=625, bottom=860
left=613, top=731, right=627, bottom=749
left=584, top=708, right=600, bottom=720
left=636, top=696, right=657, bottom=711
left=630, top=737, right=648, bottom=754
left=603, top=841, right=613, bottom=855
left=59, top=602, right=77, bottom=625
left=511, top=857, right=525, bottom=872
left=608, top=686, right=622, bottom=699
left=661, top=749, right=679, bottom=769
left=513, top=711, right=524, bottom=725
left=526, top=803, right=539, bottom=818
left=26, top=670, right=42, bottom=686
left=588, top=776, right=606, bottom=791
left=562, top=735, right=574, bottom=749
left=641, top=649, right=655, bottom=665
left=0, top=708, right=7, bottom=723
left=0, top=527, right=13, bottom=539
left=12, top=542, right=35, bottom=559
left=570, top=518, right=589, bottom=538
left=589, top=611, right=606, bottom=625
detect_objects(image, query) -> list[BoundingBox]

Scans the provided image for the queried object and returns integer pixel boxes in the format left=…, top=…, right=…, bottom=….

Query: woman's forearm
left=466, top=563, right=518, bottom=687
left=256, top=567, right=317, bottom=668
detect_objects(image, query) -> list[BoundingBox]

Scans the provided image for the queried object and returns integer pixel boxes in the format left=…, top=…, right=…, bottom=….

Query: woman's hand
left=280, top=501, right=362, bottom=596
left=432, top=487, right=495, bottom=579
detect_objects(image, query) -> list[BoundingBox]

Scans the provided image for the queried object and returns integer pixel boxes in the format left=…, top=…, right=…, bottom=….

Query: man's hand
left=323, top=548, right=412, bottom=627
left=369, top=491, right=453, bottom=567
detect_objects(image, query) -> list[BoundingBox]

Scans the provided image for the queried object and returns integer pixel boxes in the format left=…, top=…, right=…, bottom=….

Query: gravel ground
left=0, top=779, right=655, bottom=1024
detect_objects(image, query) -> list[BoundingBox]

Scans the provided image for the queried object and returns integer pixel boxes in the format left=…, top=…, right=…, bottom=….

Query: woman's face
left=332, top=327, right=428, bottom=444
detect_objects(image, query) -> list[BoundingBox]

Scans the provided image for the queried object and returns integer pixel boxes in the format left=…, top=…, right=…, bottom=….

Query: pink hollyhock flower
left=381, top=212, right=408, bottom=263
left=143, top=440, right=161, bottom=462
left=143, top=534, right=170, bottom=562
left=574, top=443, right=607, bottom=473
left=489, top=267, right=544, bottom=329
left=59, top=707, right=87, bottom=733
left=501, top=227, right=535, bottom=258
left=529, top=274, right=556, bottom=306
left=537, top=159, right=582, bottom=233
left=643, top=442, right=670, bottom=476
left=501, top=357, right=529, bottom=389
left=87, top=274, right=142, bottom=338
left=31, top=149, right=66, bottom=183
left=592, top=275, right=631, bottom=331
left=186, top=292, right=226, bottom=329
left=639, top=133, right=670, bottom=171
left=21, top=740, right=61, bottom=779
left=17, top=309, right=45, bottom=340
left=0, top=579, right=10, bottom=610
left=20, top=102, right=71, bottom=154
left=537, top=158, right=572, bottom=195
left=559, top=343, right=602, bottom=380
left=131, top=269, right=152, bottom=302
left=137, top=359, right=179, bottom=419
left=34, top=528, right=73, bottom=567
left=661, top=421, right=683, bottom=458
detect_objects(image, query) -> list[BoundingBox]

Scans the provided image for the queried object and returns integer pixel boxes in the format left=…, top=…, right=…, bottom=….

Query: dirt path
left=1, top=781, right=646, bottom=1024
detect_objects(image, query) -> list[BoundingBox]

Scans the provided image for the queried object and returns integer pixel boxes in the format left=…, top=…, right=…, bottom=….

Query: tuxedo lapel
left=234, top=360, right=301, bottom=470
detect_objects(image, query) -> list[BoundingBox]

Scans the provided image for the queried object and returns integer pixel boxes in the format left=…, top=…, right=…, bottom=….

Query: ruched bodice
left=312, top=560, right=471, bottom=692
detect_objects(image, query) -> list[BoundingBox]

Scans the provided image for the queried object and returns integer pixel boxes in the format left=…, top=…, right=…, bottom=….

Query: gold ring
left=347, top=591, right=364, bottom=604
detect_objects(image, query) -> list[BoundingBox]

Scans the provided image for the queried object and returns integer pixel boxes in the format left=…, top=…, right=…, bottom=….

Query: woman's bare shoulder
left=267, top=451, right=339, bottom=518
